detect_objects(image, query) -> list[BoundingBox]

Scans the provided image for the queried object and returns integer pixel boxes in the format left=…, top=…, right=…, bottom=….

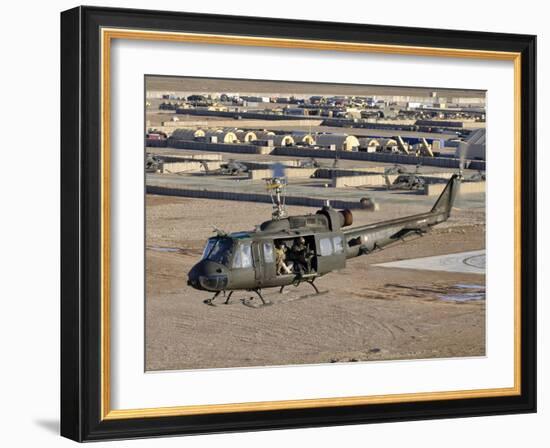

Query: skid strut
left=224, top=291, right=234, bottom=304
left=252, top=289, right=267, bottom=305
left=307, top=280, right=320, bottom=294
left=203, top=291, right=221, bottom=306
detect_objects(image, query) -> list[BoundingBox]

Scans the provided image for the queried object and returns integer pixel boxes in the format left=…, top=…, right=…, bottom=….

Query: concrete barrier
left=159, top=161, right=223, bottom=174
left=423, top=181, right=485, bottom=196
left=314, top=167, right=388, bottom=179
left=331, top=171, right=457, bottom=188
left=242, top=160, right=302, bottom=170
left=153, top=153, right=223, bottom=163
left=273, top=146, right=486, bottom=170
left=248, top=167, right=317, bottom=180
left=167, top=139, right=272, bottom=155
left=332, top=174, right=397, bottom=188
left=145, top=139, right=167, bottom=147
left=174, top=108, right=324, bottom=123
left=161, top=119, right=324, bottom=128
left=159, top=161, right=201, bottom=173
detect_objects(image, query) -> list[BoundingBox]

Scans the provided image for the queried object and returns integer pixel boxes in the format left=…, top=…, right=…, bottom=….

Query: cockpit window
left=201, top=239, right=216, bottom=259
left=201, top=238, right=233, bottom=265
left=233, top=242, right=252, bottom=268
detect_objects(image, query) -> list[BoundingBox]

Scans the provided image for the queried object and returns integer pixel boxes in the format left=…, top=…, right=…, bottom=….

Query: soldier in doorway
left=275, top=241, right=292, bottom=275
left=291, top=237, right=313, bottom=275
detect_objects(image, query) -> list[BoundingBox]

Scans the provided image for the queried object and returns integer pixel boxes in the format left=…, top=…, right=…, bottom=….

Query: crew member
left=291, top=237, right=313, bottom=274
left=275, top=241, right=291, bottom=275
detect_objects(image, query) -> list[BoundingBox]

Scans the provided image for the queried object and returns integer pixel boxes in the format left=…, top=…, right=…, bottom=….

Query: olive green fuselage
left=187, top=175, right=459, bottom=294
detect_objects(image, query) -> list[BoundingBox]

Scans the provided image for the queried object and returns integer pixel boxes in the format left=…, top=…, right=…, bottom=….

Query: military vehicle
left=187, top=174, right=460, bottom=307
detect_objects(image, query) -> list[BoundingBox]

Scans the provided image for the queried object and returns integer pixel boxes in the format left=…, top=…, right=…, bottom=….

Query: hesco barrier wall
left=147, top=184, right=371, bottom=210
left=175, top=108, right=324, bottom=122
left=167, top=139, right=272, bottom=154
left=159, top=161, right=223, bottom=174
left=423, top=181, right=485, bottom=196
left=314, top=167, right=387, bottom=178
left=273, top=147, right=486, bottom=170
left=332, top=174, right=397, bottom=188
left=154, top=153, right=223, bottom=162
left=241, top=160, right=302, bottom=170
left=160, top=161, right=202, bottom=173
left=145, top=139, right=168, bottom=147
left=332, top=172, right=456, bottom=188
left=248, top=168, right=317, bottom=180
left=161, top=119, right=323, bottom=128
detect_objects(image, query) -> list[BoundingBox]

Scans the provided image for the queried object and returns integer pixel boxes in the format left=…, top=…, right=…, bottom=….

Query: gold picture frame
left=61, top=6, right=536, bottom=441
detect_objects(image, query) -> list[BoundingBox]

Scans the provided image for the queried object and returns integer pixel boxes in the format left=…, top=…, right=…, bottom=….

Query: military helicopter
left=383, top=164, right=426, bottom=190
left=457, top=159, right=486, bottom=182
left=187, top=172, right=460, bottom=307
left=201, top=159, right=248, bottom=176
left=145, top=153, right=163, bottom=173
left=300, top=156, right=340, bottom=170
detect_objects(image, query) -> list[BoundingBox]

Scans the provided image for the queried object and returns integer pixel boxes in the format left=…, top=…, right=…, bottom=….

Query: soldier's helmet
left=298, top=237, right=305, bottom=244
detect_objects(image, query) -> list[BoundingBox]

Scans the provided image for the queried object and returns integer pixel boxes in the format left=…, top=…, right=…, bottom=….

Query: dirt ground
left=145, top=195, right=485, bottom=371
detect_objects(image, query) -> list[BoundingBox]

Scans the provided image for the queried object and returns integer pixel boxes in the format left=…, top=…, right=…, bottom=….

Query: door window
left=233, top=242, right=252, bottom=268
left=319, top=238, right=333, bottom=256
left=333, top=236, right=344, bottom=254
left=263, top=242, right=274, bottom=263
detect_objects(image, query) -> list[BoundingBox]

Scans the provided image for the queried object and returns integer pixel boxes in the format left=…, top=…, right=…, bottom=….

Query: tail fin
left=431, top=174, right=460, bottom=216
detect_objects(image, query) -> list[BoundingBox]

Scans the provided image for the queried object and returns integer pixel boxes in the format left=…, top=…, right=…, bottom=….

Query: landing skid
left=203, top=280, right=326, bottom=308
left=241, top=289, right=272, bottom=308
left=203, top=289, right=272, bottom=308
left=203, top=290, right=234, bottom=306
left=279, top=278, right=328, bottom=299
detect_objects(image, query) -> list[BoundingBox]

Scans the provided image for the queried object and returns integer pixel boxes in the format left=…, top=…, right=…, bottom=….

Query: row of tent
left=168, top=128, right=432, bottom=153
left=171, top=128, right=326, bottom=148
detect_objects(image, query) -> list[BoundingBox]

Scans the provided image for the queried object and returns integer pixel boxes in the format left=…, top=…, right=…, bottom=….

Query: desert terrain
left=145, top=195, right=485, bottom=371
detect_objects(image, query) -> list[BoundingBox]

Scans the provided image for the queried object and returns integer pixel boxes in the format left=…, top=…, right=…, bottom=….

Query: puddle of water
left=455, top=283, right=484, bottom=290
left=438, top=284, right=485, bottom=302
left=438, top=292, right=485, bottom=302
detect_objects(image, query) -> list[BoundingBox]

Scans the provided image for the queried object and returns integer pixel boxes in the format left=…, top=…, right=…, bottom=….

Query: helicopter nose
left=187, top=260, right=229, bottom=291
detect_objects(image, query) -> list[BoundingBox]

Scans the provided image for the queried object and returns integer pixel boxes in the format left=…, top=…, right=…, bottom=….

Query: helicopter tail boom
left=342, top=174, right=460, bottom=258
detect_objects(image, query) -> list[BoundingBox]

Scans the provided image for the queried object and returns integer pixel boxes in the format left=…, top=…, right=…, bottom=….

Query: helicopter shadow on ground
left=202, top=286, right=328, bottom=309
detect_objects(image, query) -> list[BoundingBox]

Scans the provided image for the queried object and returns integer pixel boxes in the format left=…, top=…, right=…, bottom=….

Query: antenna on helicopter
left=210, top=225, right=227, bottom=237
left=265, top=163, right=288, bottom=220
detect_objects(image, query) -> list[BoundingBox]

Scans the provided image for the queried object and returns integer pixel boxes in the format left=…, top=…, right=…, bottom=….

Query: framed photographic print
left=60, top=6, right=536, bottom=441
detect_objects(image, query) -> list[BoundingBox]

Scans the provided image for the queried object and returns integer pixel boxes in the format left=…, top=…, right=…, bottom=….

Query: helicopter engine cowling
left=316, top=206, right=353, bottom=231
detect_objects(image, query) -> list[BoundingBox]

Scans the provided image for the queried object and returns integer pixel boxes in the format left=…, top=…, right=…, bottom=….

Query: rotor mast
left=265, top=177, right=288, bottom=220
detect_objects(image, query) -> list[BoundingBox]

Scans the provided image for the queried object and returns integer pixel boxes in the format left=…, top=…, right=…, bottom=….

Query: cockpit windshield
left=201, top=238, right=233, bottom=265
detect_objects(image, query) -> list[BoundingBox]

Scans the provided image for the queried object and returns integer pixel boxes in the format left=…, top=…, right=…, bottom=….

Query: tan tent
left=272, top=135, right=295, bottom=147
left=315, top=134, right=360, bottom=151
left=359, top=137, right=380, bottom=149
left=292, top=133, right=316, bottom=146
left=235, top=130, right=258, bottom=143
left=205, top=130, right=238, bottom=143
left=170, top=128, right=206, bottom=140
left=254, top=130, right=276, bottom=141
